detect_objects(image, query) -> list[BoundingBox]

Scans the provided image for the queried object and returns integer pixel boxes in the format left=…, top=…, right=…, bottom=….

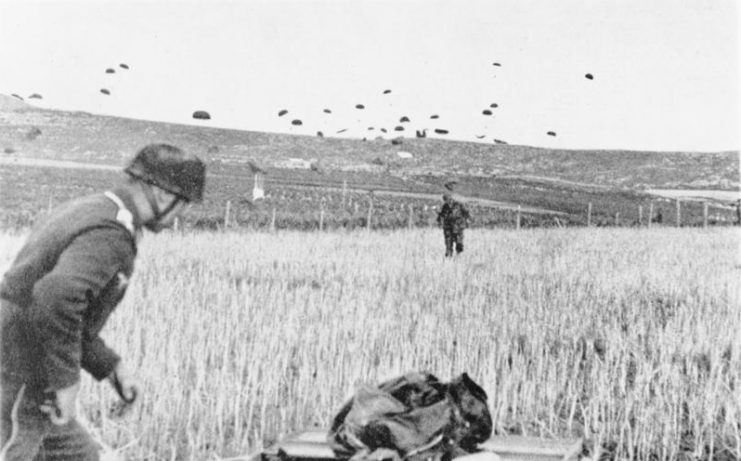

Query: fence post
left=703, top=202, right=708, bottom=228
left=638, top=205, right=643, bottom=227
left=270, top=207, right=276, bottom=232
left=615, top=212, right=620, bottom=227
left=319, top=206, right=325, bottom=231
left=676, top=200, right=681, bottom=227
left=648, top=202, right=653, bottom=229
left=367, top=200, right=373, bottom=231
left=587, top=202, right=592, bottom=227
left=408, top=204, right=414, bottom=230
left=516, top=205, right=521, bottom=230
left=48, top=195, right=54, bottom=214
left=173, top=217, right=180, bottom=232
left=224, top=200, right=231, bottom=228
left=342, top=180, right=347, bottom=208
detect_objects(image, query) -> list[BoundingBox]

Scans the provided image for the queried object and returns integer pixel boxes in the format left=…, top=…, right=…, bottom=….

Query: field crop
left=1, top=227, right=738, bottom=460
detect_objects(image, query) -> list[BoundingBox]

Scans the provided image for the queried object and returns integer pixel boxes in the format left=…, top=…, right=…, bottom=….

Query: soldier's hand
left=40, top=381, right=80, bottom=425
left=109, top=361, right=138, bottom=404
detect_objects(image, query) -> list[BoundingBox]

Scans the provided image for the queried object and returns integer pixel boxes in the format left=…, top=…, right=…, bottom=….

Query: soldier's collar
left=105, top=188, right=143, bottom=234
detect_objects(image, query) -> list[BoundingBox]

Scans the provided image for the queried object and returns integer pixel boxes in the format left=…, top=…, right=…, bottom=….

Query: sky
left=0, top=0, right=739, bottom=152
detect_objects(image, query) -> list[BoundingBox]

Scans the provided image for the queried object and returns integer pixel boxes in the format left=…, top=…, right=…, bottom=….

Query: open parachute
left=192, top=110, right=211, bottom=120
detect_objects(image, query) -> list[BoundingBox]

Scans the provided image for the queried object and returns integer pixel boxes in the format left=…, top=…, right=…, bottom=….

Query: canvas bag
left=328, top=372, right=492, bottom=461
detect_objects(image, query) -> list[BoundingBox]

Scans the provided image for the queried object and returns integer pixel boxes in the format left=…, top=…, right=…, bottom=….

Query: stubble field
left=0, top=227, right=739, bottom=460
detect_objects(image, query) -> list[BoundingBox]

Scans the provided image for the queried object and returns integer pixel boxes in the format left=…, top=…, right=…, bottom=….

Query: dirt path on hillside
left=1, top=156, right=565, bottom=215
left=0, top=156, right=122, bottom=171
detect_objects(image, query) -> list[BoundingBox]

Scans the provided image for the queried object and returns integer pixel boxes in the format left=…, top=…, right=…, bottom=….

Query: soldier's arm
left=462, top=205, right=471, bottom=224
left=27, top=226, right=130, bottom=391
left=436, top=205, right=446, bottom=225
left=82, top=336, right=121, bottom=381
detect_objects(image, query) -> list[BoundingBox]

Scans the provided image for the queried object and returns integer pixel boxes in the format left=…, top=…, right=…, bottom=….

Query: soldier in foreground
left=436, top=192, right=471, bottom=257
left=0, top=144, right=206, bottom=460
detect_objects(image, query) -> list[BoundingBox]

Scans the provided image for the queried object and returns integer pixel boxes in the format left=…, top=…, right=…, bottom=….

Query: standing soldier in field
left=0, top=144, right=206, bottom=460
left=436, top=192, right=471, bottom=257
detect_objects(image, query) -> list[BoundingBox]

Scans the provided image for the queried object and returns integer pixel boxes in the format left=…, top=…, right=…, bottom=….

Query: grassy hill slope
left=1, top=99, right=738, bottom=229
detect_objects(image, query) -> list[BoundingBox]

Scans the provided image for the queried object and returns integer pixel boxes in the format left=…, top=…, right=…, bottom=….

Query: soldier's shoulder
left=46, top=193, right=132, bottom=238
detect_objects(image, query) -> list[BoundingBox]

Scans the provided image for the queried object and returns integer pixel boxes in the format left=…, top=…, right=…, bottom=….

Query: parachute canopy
left=380, top=128, right=387, bottom=133
left=434, top=129, right=449, bottom=135
left=492, top=62, right=501, bottom=67
left=26, top=127, right=42, bottom=141
left=476, top=135, right=485, bottom=139
left=192, top=110, right=211, bottom=120
left=547, top=131, right=557, bottom=136
left=247, top=161, right=265, bottom=174
left=337, top=128, right=347, bottom=133
left=482, top=110, right=492, bottom=116
left=11, top=94, right=23, bottom=101
left=494, top=139, right=507, bottom=144
left=585, top=73, right=594, bottom=80
left=28, top=93, right=43, bottom=99
left=100, top=89, right=110, bottom=95
left=490, top=103, right=498, bottom=108
left=400, top=116, right=410, bottom=123
left=383, top=89, right=392, bottom=94
left=323, top=108, right=332, bottom=114
left=105, top=68, right=115, bottom=74
left=120, top=63, right=129, bottom=69
left=291, top=119, right=303, bottom=126
left=355, top=104, right=365, bottom=109
left=278, top=109, right=288, bottom=117
left=394, top=126, right=404, bottom=131
left=316, top=131, right=324, bottom=138
left=430, top=114, right=439, bottom=119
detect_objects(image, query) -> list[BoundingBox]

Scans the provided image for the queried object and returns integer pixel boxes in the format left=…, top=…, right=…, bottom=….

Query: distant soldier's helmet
left=125, top=144, right=206, bottom=202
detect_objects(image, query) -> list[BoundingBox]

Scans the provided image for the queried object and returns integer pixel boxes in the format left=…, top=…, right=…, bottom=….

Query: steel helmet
left=125, top=144, right=206, bottom=202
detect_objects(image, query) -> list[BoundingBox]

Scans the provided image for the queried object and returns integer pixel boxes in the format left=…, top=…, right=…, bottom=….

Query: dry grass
left=1, top=227, right=739, bottom=460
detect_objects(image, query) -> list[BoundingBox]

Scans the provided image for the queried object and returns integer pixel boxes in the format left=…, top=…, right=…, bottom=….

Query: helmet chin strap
left=143, top=183, right=183, bottom=231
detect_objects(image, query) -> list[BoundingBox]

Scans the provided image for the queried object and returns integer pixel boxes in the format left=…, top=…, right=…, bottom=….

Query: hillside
left=1, top=98, right=738, bottom=230
left=0, top=98, right=737, bottom=190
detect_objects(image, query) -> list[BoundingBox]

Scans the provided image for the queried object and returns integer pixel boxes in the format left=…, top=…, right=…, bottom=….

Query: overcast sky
left=0, top=0, right=739, bottom=152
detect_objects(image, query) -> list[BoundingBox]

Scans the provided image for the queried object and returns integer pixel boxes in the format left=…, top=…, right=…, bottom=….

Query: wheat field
left=0, top=227, right=739, bottom=460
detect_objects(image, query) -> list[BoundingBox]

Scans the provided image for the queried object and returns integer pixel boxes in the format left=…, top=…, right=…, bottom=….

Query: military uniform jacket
left=437, top=201, right=471, bottom=233
left=0, top=188, right=141, bottom=391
